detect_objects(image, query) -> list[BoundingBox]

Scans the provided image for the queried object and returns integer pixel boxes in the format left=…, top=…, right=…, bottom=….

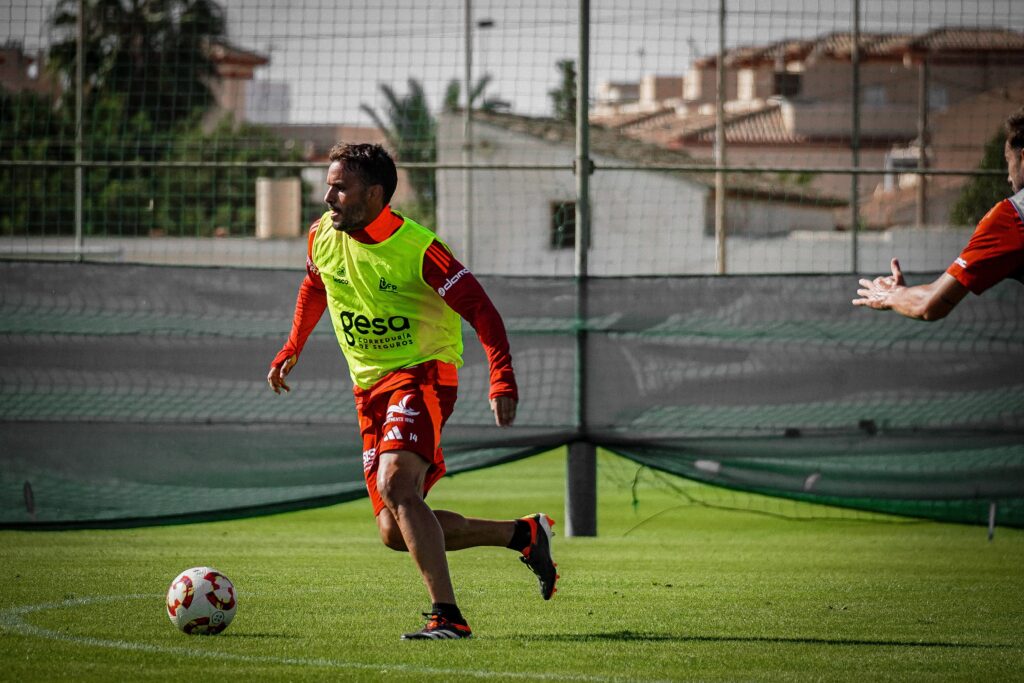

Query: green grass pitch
left=2, top=449, right=1022, bottom=682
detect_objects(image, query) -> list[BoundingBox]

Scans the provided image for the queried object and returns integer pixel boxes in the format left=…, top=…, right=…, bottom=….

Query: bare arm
left=852, top=258, right=969, bottom=321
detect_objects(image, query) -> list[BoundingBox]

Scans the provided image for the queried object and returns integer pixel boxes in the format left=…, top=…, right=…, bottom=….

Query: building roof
left=265, top=124, right=387, bottom=161
left=908, top=27, right=1024, bottom=53
left=471, top=110, right=846, bottom=206
left=694, top=27, right=1024, bottom=68
left=205, top=39, right=269, bottom=67
left=204, top=39, right=269, bottom=80
left=590, top=106, right=675, bottom=131
left=690, top=103, right=802, bottom=145
left=608, top=103, right=802, bottom=147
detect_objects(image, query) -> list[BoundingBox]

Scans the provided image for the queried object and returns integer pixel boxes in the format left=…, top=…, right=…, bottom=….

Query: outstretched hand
left=490, top=396, right=517, bottom=427
left=852, top=258, right=906, bottom=310
left=267, top=355, right=297, bottom=394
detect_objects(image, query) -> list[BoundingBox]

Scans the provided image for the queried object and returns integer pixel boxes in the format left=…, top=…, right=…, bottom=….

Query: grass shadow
left=516, top=630, right=1014, bottom=649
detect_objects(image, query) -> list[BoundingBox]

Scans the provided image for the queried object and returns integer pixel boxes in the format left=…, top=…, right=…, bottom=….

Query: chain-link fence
left=2, top=1, right=1023, bottom=529
left=3, top=0, right=1021, bottom=273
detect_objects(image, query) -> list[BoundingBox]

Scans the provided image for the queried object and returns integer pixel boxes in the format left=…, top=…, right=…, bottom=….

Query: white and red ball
left=166, top=566, right=237, bottom=635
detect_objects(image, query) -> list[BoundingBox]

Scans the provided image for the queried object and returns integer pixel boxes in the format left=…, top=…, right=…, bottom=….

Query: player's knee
left=376, top=473, right=403, bottom=510
left=376, top=466, right=419, bottom=510
left=379, top=525, right=407, bottom=551
left=376, top=511, right=408, bottom=551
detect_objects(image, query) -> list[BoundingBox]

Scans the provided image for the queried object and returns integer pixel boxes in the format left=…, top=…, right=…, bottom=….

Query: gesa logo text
left=339, top=311, right=411, bottom=345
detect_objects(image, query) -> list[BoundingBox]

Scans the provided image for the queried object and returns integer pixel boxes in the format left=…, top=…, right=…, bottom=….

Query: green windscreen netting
left=1, top=261, right=1022, bottom=528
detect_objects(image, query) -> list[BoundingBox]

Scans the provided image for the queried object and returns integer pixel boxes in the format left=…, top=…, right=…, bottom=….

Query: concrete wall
left=799, top=58, right=1024, bottom=110
left=640, top=75, right=684, bottom=103
left=722, top=196, right=840, bottom=237
left=676, top=142, right=889, bottom=201
left=780, top=99, right=919, bottom=139
left=437, top=115, right=710, bottom=275
left=437, top=114, right=842, bottom=275
left=684, top=66, right=735, bottom=104
left=736, top=66, right=777, bottom=101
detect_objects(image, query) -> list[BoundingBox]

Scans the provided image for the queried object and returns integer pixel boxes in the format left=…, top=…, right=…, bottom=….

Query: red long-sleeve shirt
left=946, top=191, right=1024, bottom=294
left=272, top=209, right=517, bottom=400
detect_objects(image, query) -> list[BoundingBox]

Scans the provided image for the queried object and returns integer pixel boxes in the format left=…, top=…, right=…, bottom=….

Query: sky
left=3, top=0, right=1021, bottom=124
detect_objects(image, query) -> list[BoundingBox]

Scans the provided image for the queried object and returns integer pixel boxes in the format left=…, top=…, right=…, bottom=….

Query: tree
left=0, top=89, right=74, bottom=235
left=27, top=0, right=307, bottom=238
left=361, top=79, right=437, bottom=221
left=548, top=59, right=576, bottom=123
left=157, top=119, right=307, bottom=236
left=48, top=0, right=226, bottom=130
left=949, top=130, right=1012, bottom=226
left=442, top=73, right=506, bottom=113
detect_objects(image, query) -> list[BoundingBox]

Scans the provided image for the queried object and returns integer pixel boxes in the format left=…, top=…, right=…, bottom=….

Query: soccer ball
left=166, top=566, right=237, bottom=635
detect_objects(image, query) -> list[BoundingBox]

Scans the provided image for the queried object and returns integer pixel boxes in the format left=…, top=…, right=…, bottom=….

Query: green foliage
left=443, top=73, right=505, bottom=113
left=0, top=1, right=307, bottom=238
left=361, top=80, right=437, bottom=222
left=950, top=130, right=1011, bottom=226
left=549, top=59, right=577, bottom=123
left=0, top=89, right=74, bottom=236
left=1, top=87, right=306, bottom=237
left=156, top=118, right=306, bottom=236
left=48, top=0, right=225, bottom=128
left=775, top=170, right=818, bottom=188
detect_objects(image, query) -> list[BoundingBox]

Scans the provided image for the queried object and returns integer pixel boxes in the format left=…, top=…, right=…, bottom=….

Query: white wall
left=724, top=197, right=839, bottom=237
left=437, top=115, right=711, bottom=276
left=437, top=114, right=843, bottom=276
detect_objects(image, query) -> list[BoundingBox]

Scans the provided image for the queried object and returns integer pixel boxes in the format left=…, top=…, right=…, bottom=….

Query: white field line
left=0, top=594, right=666, bottom=683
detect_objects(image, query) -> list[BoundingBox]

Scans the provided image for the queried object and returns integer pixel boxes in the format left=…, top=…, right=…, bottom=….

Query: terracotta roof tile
left=473, top=110, right=845, bottom=206
left=695, top=27, right=1023, bottom=67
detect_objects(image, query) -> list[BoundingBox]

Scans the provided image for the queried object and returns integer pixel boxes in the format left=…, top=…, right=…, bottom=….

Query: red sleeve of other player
left=422, top=241, right=518, bottom=400
left=946, top=199, right=1024, bottom=295
left=271, top=222, right=329, bottom=368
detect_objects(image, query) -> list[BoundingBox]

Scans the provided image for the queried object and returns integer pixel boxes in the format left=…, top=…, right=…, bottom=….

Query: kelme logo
left=339, top=311, right=411, bottom=346
left=437, top=268, right=470, bottom=297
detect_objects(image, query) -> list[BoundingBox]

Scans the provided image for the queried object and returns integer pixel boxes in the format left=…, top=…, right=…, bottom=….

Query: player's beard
left=329, top=204, right=368, bottom=233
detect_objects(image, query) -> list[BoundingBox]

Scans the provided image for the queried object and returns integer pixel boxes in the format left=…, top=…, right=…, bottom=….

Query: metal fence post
left=74, top=0, right=84, bottom=260
left=850, top=0, right=861, bottom=272
left=714, top=0, right=727, bottom=275
left=566, top=0, right=596, bottom=538
left=462, top=0, right=474, bottom=267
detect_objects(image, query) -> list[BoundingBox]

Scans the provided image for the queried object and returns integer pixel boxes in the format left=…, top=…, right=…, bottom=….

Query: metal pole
left=714, top=0, right=727, bottom=274
left=74, top=0, right=84, bottom=259
left=916, top=56, right=929, bottom=228
left=462, top=0, right=473, bottom=266
left=850, top=0, right=861, bottom=273
left=566, top=0, right=596, bottom=538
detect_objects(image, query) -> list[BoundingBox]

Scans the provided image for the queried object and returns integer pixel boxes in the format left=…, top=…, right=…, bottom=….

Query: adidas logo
left=379, top=277, right=398, bottom=292
left=384, top=426, right=403, bottom=442
left=386, top=396, right=421, bottom=419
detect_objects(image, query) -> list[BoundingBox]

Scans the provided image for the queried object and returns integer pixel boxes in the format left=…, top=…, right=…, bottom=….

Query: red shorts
left=353, top=361, right=458, bottom=516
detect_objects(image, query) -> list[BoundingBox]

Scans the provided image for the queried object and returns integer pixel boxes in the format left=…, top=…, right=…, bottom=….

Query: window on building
left=863, top=85, right=887, bottom=107
left=929, top=86, right=948, bottom=111
left=883, top=147, right=926, bottom=192
left=773, top=71, right=802, bottom=98
left=551, top=201, right=576, bottom=249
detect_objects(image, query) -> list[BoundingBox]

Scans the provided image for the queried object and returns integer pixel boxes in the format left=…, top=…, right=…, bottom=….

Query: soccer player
left=853, top=107, right=1024, bottom=319
left=267, top=143, right=558, bottom=640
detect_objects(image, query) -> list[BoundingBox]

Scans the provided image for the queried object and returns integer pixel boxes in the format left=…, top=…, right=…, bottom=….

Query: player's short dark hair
left=1006, top=107, right=1024, bottom=151
left=328, top=143, right=398, bottom=205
